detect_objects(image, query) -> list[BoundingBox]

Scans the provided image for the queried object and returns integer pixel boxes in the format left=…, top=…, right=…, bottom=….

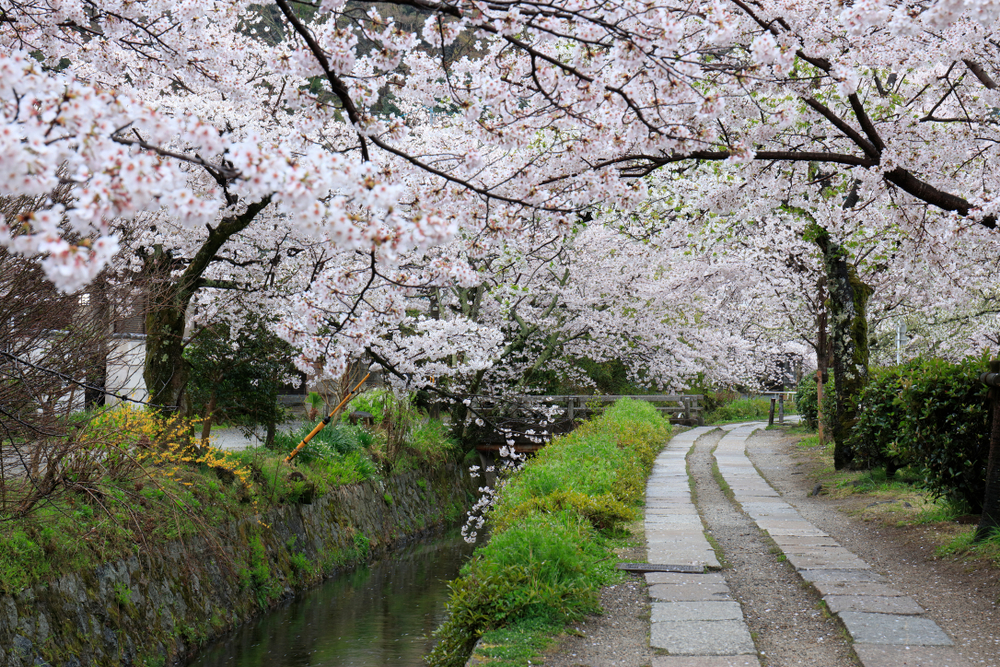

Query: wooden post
left=778, top=395, right=785, bottom=424
left=768, top=397, right=776, bottom=426
left=567, top=396, right=575, bottom=422
left=976, top=360, right=1000, bottom=541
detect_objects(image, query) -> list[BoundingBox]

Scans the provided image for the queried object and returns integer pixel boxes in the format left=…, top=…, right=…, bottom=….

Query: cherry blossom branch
left=273, top=0, right=371, bottom=162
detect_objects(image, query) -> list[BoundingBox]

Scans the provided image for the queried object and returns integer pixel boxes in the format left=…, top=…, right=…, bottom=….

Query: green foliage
left=0, top=529, right=49, bottom=593
left=428, top=513, right=606, bottom=667
left=850, top=354, right=990, bottom=512
left=427, top=398, right=670, bottom=667
left=894, top=355, right=990, bottom=512
left=851, top=365, right=909, bottom=469
left=113, top=582, right=133, bottom=607
left=0, top=397, right=454, bottom=594
left=343, top=388, right=395, bottom=424
left=273, top=423, right=367, bottom=461
left=493, top=490, right=637, bottom=535
left=796, top=376, right=818, bottom=430
left=406, top=418, right=460, bottom=466
left=706, top=397, right=771, bottom=423
left=353, top=532, right=371, bottom=558
left=468, top=616, right=562, bottom=667
left=185, top=315, right=298, bottom=443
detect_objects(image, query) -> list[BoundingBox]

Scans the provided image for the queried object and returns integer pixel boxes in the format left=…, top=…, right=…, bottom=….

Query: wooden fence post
left=567, top=396, right=575, bottom=422
left=768, top=397, right=776, bottom=426
left=977, top=360, right=1000, bottom=541
left=778, top=394, right=785, bottom=424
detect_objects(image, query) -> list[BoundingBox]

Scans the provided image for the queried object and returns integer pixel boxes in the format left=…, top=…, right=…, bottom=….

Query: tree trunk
left=814, top=228, right=872, bottom=470
left=976, top=359, right=1000, bottom=541
left=200, top=390, right=217, bottom=445
left=141, top=198, right=272, bottom=416
left=84, top=276, right=110, bottom=410
left=816, top=285, right=829, bottom=442
left=144, top=266, right=190, bottom=414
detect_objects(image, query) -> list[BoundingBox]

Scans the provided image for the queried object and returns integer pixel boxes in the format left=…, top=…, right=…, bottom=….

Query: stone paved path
left=645, top=423, right=974, bottom=667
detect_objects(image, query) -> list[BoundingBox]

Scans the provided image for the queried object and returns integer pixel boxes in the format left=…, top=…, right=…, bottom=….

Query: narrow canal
left=187, top=531, right=476, bottom=667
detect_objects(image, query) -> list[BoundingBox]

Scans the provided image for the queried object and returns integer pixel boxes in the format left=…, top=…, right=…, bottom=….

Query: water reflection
left=188, top=531, right=476, bottom=667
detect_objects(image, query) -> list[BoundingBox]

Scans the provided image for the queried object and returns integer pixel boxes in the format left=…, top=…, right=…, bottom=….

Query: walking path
left=645, top=423, right=973, bottom=667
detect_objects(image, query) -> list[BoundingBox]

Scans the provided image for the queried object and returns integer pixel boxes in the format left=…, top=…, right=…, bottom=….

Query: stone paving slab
left=759, top=525, right=828, bottom=537
left=651, top=620, right=756, bottom=655
left=648, top=582, right=733, bottom=601
left=797, top=568, right=887, bottom=583
left=646, top=572, right=728, bottom=585
left=784, top=552, right=871, bottom=571
left=770, top=535, right=839, bottom=549
left=647, top=553, right=721, bottom=570
left=652, top=601, right=744, bottom=622
left=852, top=645, right=974, bottom=667
left=652, top=658, right=761, bottom=667
left=825, top=594, right=924, bottom=615
left=646, top=516, right=703, bottom=525
left=838, top=612, right=954, bottom=645
left=810, top=581, right=906, bottom=597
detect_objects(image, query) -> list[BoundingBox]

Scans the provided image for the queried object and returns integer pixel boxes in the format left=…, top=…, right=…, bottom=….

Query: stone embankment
left=0, top=465, right=473, bottom=667
left=645, top=424, right=972, bottom=667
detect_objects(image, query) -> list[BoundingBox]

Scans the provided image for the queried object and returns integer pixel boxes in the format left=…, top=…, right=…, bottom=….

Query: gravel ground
left=691, top=428, right=856, bottom=666
left=542, top=427, right=1000, bottom=666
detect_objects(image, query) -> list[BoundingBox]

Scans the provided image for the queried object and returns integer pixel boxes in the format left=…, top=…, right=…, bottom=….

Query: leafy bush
left=894, top=355, right=990, bottom=512
left=796, top=376, right=818, bottom=430
left=428, top=399, right=670, bottom=667
left=850, top=354, right=991, bottom=511
left=272, top=423, right=369, bottom=461
left=850, top=365, right=909, bottom=470
left=342, top=388, right=397, bottom=424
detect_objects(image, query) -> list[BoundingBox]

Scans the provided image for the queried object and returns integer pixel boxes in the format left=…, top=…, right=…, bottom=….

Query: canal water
left=187, top=531, right=476, bottom=667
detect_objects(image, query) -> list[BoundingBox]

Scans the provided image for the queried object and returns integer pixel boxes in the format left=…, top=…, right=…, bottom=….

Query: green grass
left=936, top=529, right=1000, bottom=565
left=0, top=403, right=456, bottom=597
left=471, top=616, right=563, bottom=666
left=427, top=399, right=671, bottom=667
left=706, top=397, right=772, bottom=424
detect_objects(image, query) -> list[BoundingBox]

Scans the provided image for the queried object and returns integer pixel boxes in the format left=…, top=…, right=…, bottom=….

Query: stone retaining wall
left=0, top=465, right=473, bottom=667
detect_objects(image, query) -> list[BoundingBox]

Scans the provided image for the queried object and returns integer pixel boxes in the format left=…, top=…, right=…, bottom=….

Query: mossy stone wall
left=0, top=465, right=472, bottom=667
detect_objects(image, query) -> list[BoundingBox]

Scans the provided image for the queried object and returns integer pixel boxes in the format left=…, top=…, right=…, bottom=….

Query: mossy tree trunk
left=813, top=226, right=872, bottom=470
left=142, top=198, right=272, bottom=415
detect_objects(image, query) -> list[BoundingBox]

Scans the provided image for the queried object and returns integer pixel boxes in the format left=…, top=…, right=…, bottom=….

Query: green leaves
left=853, top=354, right=991, bottom=511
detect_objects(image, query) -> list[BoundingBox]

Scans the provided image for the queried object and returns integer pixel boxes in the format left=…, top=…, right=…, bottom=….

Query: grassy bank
left=427, top=398, right=672, bottom=667
left=0, top=398, right=459, bottom=596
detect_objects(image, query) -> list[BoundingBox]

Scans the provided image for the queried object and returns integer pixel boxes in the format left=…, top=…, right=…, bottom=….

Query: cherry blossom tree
left=4, top=0, right=1000, bottom=429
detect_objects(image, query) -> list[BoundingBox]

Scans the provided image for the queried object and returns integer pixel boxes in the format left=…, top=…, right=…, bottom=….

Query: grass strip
left=427, top=398, right=672, bottom=667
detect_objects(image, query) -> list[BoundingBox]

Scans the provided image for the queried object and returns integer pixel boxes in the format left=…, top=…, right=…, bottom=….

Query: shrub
left=796, top=376, right=818, bottom=430
left=894, top=355, right=990, bottom=512
left=429, top=513, right=605, bottom=666
left=850, top=365, right=909, bottom=471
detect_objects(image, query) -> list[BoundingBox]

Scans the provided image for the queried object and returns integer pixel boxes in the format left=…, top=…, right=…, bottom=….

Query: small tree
left=186, top=317, right=298, bottom=448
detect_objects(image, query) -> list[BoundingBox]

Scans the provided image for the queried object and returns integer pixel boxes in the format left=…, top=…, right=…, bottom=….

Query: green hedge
left=427, top=399, right=671, bottom=667
left=851, top=354, right=991, bottom=512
